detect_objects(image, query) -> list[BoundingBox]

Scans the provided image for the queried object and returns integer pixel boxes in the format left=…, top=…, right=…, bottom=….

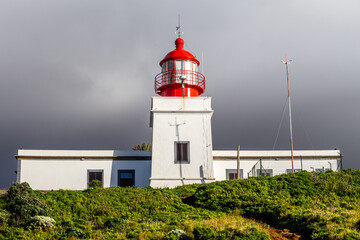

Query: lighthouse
left=150, top=31, right=215, bottom=188
left=14, top=27, right=343, bottom=190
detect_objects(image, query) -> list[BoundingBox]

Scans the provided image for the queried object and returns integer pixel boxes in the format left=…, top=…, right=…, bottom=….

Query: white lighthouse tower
left=149, top=30, right=215, bottom=188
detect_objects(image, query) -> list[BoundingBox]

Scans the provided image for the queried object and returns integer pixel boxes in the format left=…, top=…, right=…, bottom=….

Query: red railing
left=155, top=70, right=205, bottom=92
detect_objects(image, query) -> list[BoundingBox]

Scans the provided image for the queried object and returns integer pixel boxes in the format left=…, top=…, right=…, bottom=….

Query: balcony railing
left=155, top=70, right=205, bottom=92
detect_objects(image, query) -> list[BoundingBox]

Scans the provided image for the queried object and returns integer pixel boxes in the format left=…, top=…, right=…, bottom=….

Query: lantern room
left=155, top=37, right=205, bottom=97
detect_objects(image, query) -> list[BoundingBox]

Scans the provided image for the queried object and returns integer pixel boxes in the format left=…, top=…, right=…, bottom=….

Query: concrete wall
left=213, top=150, right=342, bottom=179
left=150, top=97, right=215, bottom=188
left=17, top=150, right=151, bottom=190
left=16, top=149, right=342, bottom=190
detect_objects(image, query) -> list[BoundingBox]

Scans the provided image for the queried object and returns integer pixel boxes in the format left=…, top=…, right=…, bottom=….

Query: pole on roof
left=282, top=55, right=295, bottom=173
left=237, top=145, right=241, bottom=179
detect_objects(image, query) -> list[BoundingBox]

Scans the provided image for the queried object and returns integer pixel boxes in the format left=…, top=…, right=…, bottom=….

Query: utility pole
left=237, top=145, right=241, bottom=179
left=282, top=55, right=295, bottom=173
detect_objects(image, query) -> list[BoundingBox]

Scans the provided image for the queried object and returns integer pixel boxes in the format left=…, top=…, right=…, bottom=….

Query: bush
left=66, top=227, right=87, bottom=238
left=235, top=227, right=270, bottom=240
left=5, top=182, right=49, bottom=220
left=0, top=209, right=10, bottom=224
left=193, top=226, right=216, bottom=240
left=26, top=215, right=56, bottom=231
left=163, top=229, right=190, bottom=240
left=104, top=217, right=126, bottom=229
left=355, top=219, right=360, bottom=231
left=192, top=226, right=270, bottom=240
left=88, top=180, right=102, bottom=188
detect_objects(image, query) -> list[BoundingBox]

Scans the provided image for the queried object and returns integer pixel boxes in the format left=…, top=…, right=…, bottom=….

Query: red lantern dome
left=155, top=37, right=205, bottom=97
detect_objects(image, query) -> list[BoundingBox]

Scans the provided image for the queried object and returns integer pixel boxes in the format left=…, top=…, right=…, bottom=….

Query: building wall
left=16, top=149, right=342, bottom=190
left=17, top=150, right=151, bottom=190
left=213, top=160, right=258, bottom=181
left=150, top=97, right=215, bottom=188
left=213, top=150, right=342, bottom=179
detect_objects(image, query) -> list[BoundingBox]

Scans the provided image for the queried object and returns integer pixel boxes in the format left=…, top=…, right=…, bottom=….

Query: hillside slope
left=1, top=170, right=360, bottom=239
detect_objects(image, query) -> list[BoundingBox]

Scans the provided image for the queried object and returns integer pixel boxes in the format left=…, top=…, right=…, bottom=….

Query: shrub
left=192, top=227, right=270, bottom=240
left=355, top=219, right=360, bottom=231
left=163, top=229, right=190, bottom=240
left=104, top=217, right=126, bottom=229
left=237, top=227, right=270, bottom=240
left=66, top=227, right=87, bottom=238
left=5, top=182, right=49, bottom=220
left=0, top=209, right=10, bottom=224
left=193, top=226, right=216, bottom=240
left=26, top=215, right=56, bottom=231
left=88, top=180, right=102, bottom=188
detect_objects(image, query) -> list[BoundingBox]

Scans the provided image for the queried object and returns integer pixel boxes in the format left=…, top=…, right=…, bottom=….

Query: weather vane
left=175, top=14, right=183, bottom=38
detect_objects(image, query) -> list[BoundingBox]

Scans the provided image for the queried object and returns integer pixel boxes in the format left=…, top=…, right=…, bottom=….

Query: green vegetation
left=88, top=180, right=102, bottom=188
left=1, top=170, right=360, bottom=239
left=193, top=169, right=360, bottom=239
left=132, top=142, right=152, bottom=151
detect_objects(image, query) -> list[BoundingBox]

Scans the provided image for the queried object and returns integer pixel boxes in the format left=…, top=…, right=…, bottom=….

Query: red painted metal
left=160, top=38, right=200, bottom=66
left=155, top=70, right=205, bottom=97
left=155, top=37, right=205, bottom=97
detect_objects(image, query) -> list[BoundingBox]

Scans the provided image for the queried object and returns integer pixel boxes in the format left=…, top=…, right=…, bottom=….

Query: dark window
left=118, top=170, right=135, bottom=187
left=88, top=170, right=103, bottom=187
left=226, top=169, right=244, bottom=180
left=175, top=142, right=189, bottom=163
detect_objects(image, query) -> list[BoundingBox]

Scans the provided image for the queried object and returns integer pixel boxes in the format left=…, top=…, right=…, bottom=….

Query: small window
left=226, top=169, right=244, bottom=180
left=256, top=169, right=273, bottom=177
left=175, top=142, right=189, bottom=163
left=167, top=60, right=174, bottom=71
left=192, top=62, right=198, bottom=72
left=286, top=169, right=302, bottom=174
left=88, top=170, right=103, bottom=188
left=118, top=170, right=135, bottom=187
left=175, top=60, right=183, bottom=70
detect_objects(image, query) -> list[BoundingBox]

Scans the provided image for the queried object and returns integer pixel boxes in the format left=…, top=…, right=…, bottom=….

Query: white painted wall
left=213, top=150, right=342, bottom=179
left=16, top=149, right=342, bottom=190
left=214, top=160, right=258, bottom=181
left=150, top=97, right=215, bottom=188
left=17, top=150, right=151, bottom=190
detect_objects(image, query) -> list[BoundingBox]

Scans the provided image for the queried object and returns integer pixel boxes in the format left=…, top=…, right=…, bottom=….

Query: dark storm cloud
left=0, top=0, right=359, bottom=188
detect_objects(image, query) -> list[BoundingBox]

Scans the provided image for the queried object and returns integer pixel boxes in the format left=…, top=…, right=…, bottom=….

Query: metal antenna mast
left=282, top=55, right=295, bottom=173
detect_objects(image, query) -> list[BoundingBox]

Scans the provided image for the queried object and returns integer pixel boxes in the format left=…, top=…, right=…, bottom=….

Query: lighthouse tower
left=150, top=32, right=215, bottom=188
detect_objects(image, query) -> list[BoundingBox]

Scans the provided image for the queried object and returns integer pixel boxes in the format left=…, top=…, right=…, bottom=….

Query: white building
left=15, top=149, right=341, bottom=190
left=15, top=35, right=342, bottom=190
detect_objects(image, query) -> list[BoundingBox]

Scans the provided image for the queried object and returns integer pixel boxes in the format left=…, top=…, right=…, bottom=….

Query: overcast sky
left=0, top=0, right=359, bottom=188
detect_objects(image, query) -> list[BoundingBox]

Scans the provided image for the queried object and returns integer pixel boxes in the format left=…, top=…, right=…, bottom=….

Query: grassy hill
left=1, top=170, right=360, bottom=239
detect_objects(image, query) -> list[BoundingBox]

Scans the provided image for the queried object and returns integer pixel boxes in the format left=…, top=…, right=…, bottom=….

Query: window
left=226, top=169, right=244, bottom=180
left=286, top=169, right=302, bottom=174
left=175, top=60, right=183, bottom=70
left=256, top=169, right=273, bottom=177
left=118, top=170, right=135, bottom=187
left=88, top=170, right=103, bottom=187
left=166, top=60, right=174, bottom=71
left=175, top=142, right=189, bottom=163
